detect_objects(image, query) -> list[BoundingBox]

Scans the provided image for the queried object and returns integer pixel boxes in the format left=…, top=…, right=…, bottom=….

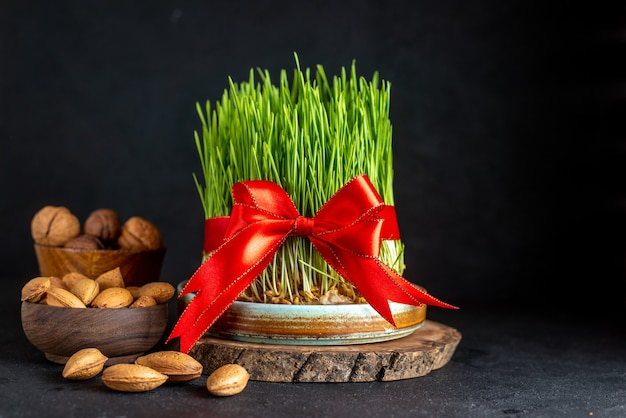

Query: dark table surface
left=3, top=276, right=626, bottom=418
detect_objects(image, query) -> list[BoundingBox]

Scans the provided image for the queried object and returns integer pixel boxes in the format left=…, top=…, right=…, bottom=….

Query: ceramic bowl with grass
left=177, top=281, right=426, bottom=346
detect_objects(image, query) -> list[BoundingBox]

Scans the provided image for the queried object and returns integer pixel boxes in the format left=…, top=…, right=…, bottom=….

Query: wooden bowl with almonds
left=21, top=301, right=168, bottom=365
left=20, top=274, right=175, bottom=365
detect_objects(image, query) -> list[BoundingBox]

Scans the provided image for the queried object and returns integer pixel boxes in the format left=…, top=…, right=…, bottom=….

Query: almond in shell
left=129, top=295, right=157, bottom=308
left=62, top=348, right=109, bottom=380
left=137, top=282, right=175, bottom=304
left=46, top=287, right=87, bottom=308
left=70, top=277, right=100, bottom=306
left=95, top=267, right=125, bottom=291
left=91, top=287, right=133, bottom=309
left=101, top=363, right=168, bottom=392
left=62, top=272, right=91, bottom=289
left=21, top=277, right=51, bottom=303
left=206, top=364, right=250, bottom=396
left=135, top=351, right=203, bottom=383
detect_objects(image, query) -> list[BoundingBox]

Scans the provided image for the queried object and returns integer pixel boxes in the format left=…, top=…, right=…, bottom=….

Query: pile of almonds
left=22, top=268, right=251, bottom=396
left=61, top=347, right=249, bottom=395
left=62, top=348, right=203, bottom=390
left=31, top=205, right=163, bottom=252
left=21, top=266, right=174, bottom=309
left=21, top=258, right=251, bottom=396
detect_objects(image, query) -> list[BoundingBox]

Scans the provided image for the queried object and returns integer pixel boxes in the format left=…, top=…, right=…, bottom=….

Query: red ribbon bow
left=167, top=174, right=457, bottom=353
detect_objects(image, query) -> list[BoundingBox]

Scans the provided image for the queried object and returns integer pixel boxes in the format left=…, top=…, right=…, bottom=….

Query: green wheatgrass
left=193, top=53, right=404, bottom=304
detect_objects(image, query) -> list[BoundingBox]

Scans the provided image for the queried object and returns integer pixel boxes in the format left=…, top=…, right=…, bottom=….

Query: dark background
left=2, top=1, right=625, bottom=315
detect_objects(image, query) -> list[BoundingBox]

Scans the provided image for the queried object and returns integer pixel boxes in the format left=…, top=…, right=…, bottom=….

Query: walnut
left=84, top=208, right=121, bottom=244
left=64, top=234, right=105, bottom=250
left=118, top=216, right=163, bottom=251
left=31, top=206, right=80, bottom=246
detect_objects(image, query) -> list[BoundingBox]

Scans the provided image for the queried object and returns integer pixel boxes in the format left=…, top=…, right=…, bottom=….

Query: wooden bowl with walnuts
left=31, top=206, right=166, bottom=287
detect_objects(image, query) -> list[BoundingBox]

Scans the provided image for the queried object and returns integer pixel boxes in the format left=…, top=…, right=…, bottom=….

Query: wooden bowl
left=34, top=244, right=166, bottom=287
left=21, top=301, right=168, bottom=365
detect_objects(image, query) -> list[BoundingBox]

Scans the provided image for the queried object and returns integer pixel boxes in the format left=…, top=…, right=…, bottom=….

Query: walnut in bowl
left=31, top=206, right=166, bottom=287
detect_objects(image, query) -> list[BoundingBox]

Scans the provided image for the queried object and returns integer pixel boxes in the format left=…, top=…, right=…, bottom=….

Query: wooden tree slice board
left=189, top=320, right=461, bottom=382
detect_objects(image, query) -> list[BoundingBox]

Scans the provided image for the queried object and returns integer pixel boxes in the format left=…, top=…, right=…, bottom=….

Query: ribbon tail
left=351, top=259, right=458, bottom=326
left=313, top=240, right=457, bottom=326
left=168, top=262, right=257, bottom=353
left=377, top=261, right=459, bottom=309
left=167, top=223, right=290, bottom=353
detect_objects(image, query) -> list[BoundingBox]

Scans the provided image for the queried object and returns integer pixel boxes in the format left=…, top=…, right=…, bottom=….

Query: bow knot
left=293, top=216, right=314, bottom=237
